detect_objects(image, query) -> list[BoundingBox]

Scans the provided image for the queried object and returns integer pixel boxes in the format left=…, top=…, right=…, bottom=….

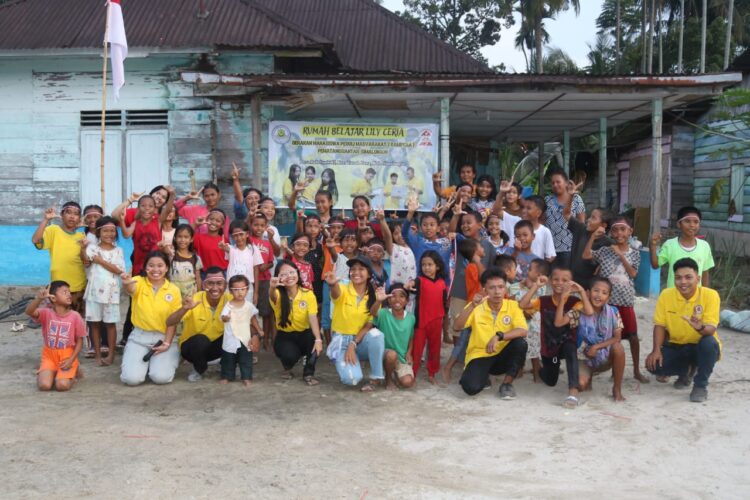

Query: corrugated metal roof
left=0, top=0, right=331, bottom=51
left=257, top=0, right=490, bottom=74
left=0, top=0, right=490, bottom=74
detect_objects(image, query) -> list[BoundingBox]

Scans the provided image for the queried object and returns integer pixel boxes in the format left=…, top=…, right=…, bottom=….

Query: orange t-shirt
left=465, top=262, right=481, bottom=302
left=322, top=243, right=343, bottom=276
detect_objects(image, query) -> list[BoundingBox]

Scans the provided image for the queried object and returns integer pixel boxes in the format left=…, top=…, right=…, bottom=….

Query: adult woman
left=319, top=168, right=339, bottom=205
left=282, top=164, right=302, bottom=206
left=544, top=168, right=586, bottom=268
left=270, top=260, right=323, bottom=385
left=120, top=251, right=182, bottom=385
left=343, top=196, right=383, bottom=239
left=326, top=255, right=385, bottom=391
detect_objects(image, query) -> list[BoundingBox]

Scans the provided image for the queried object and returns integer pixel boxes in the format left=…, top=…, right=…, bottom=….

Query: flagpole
left=99, top=1, right=112, bottom=210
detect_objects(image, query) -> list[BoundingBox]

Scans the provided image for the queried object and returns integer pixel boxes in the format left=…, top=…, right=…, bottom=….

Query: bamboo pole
left=724, top=0, right=735, bottom=70
left=99, top=1, right=112, bottom=210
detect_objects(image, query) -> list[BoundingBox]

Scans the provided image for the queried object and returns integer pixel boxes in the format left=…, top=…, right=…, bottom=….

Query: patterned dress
left=508, top=282, right=546, bottom=359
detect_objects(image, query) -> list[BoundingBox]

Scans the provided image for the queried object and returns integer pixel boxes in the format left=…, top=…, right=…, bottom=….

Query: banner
left=268, top=121, right=439, bottom=211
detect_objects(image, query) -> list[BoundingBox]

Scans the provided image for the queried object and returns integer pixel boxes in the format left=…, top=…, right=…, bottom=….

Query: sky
left=381, top=0, right=605, bottom=73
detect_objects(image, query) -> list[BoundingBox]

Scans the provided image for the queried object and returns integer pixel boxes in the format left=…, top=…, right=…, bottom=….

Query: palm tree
left=724, top=0, right=736, bottom=69
left=544, top=47, right=580, bottom=73
left=587, top=33, right=616, bottom=74
left=522, top=0, right=581, bottom=73
left=616, top=0, right=622, bottom=72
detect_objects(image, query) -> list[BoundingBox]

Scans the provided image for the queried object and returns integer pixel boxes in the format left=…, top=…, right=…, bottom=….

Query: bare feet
left=515, top=369, right=525, bottom=380
left=442, top=333, right=453, bottom=344
left=75, top=367, right=85, bottom=380
left=441, top=366, right=452, bottom=384
left=613, top=388, right=626, bottom=401
left=95, top=357, right=104, bottom=366
left=634, top=372, right=650, bottom=384
left=102, top=356, right=114, bottom=366
left=219, top=379, right=229, bottom=385
left=656, top=375, right=669, bottom=383
left=385, top=382, right=397, bottom=391
left=242, top=380, right=252, bottom=388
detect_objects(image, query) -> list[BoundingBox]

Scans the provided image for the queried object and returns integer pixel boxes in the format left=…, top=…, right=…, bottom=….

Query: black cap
left=346, top=254, right=374, bottom=275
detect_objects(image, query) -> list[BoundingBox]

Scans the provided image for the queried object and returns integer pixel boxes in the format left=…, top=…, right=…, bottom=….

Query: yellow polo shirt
left=464, top=300, right=527, bottom=364
left=653, top=286, right=722, bottom=352
left=331, top=282, right=373, bottom=335
left=271, top=288, right=318, bottom=332
left=350, top=178, right=372, bottom=196
left=35, top=225, right=86, bottom=292
left=131, top=276, right=182, bottom=333
left=407, top=177, right=424, bottom=197
left=179, top=291, right=231, bottom=345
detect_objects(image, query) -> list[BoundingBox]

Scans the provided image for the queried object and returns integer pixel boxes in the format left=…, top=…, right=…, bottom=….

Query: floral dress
left=508, top=282, right=547, bottom=359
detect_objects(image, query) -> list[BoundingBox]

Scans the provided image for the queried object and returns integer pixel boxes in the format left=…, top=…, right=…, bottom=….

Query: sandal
left=303, top=376, right=319, bottom=386
left=281, top=371, right=294, bottom=380
left=84, top=349, right=95, bottom=359
left=562, top=395, right=580, bottom=409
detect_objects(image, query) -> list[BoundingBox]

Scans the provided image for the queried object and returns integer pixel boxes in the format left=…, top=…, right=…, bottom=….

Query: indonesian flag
left=106, top=0, right=128, bottom=100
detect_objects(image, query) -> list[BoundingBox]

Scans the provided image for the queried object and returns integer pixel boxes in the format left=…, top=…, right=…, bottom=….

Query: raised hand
left=407, top=197, right=419, bottom=213
left=294, top=182, right=306, bottom=193
left=650, top=232, right=662, bottom=247
left=188, top=187, right=204, bottom=201
left=569, top=281, right=585, bottom=294
left=78, top=238, right=90, bottom=249
left=682, top=314, right=703, bottom=331
left=44, top=206, right=59, bottom=221
left=452, top=199, right=466, bottom=216
left=265, top=226, right=275, bottom=239
left=127, top=192, right=144, bottom=204
left=269, top=276, right=281, bottom=290
left=499, top=180, right=512, bottom=193
left=374, top=286, right=391, bottom=303
left=231, top=162, right=240, bottom=181
left=535, top=275, right=548, bottom=288
left=218, top=240, right=230, bottom=252
left=404, top=279, right=416, bottom=292
left=182, top=295, right=197, bottom=310
left=472, top=293, right=486, bottom=306
left=375, top=209, right=385, bottom=221
left=611, top=244, right=624, bottom=257
left=432, top=171, right=442, bottom=183
left=566, top=179, right=584, bottom=195
left=325, top=236, right=338, bottom=251
left=324, top=271, right=340, bottom=286
left=593, top=226, right=607, bottom=238
left=36, top=285, right=53, bottom=301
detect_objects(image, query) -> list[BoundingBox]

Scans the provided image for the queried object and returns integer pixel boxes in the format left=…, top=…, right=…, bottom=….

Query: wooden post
left=251, top=94, right=262, bottom=189
left=563, top=130, right=570, bottom=177
left=537, top=141, right=545, bottom=196
left=678, top=0, right=685, bottom=73
left=99, top=1, right=112, bottom=210
left=599, top=118, right=607, bottom=208
left=724, top=0, right=735, bottom=70
left=650, top=98, right=663, bottom=236
left=440, top=98, right=450, bottom=188
left=700, top=0, right=707, bottom=73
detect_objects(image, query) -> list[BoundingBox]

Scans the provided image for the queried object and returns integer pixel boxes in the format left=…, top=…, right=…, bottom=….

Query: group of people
left=26, top=162, right=722, bottom=405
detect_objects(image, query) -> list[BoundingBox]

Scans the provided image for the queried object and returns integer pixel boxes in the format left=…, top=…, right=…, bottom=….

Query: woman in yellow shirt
left=269, top=260, right=323, bottom=385
left=325, top=255, right=384, bottom=391
left=119, top=251, right=182, bottom=386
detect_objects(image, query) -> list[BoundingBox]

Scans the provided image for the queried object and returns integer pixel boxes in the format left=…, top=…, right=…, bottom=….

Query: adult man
left=454, top=268, right=528, bottom=399
left=646, top=258, right=721, bottom=403
left=167, top=267, right=231, bottom=382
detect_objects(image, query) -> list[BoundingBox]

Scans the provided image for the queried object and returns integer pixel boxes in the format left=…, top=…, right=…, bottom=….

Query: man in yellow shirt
left=453, top=268, right=528, bottom=399
left=405, top=167, right=424, bottom=202
left=167, top=267, right=231, bottom=382
left=646, top=258, right=721, bottom=403
left=350, top=168, right=376, bottom=199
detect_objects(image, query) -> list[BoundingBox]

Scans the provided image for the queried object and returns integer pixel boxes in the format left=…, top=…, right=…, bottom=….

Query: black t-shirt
left=568, top=217, right=613, bottom=290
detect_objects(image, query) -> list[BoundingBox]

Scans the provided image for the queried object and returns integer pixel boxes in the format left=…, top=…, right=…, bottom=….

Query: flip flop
left=562, top=395, right=580, bottom=409
left=360, top=382, right=376, bottom=392
left=10, top=321, right=24, bottom=332
left=303, top=376, right=319, bottom=386
left=84, top=349, right=95, bottom=359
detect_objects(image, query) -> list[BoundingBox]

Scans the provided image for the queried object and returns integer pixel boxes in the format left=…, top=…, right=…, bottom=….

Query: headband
left=610, top=222, right=631, bottom=229
left=677, top=215, right=700, bottom=223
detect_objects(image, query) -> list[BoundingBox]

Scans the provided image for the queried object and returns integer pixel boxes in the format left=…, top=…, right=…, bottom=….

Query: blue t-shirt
left=516, top=251, right=540, bottom=281
left=402, top=222, right=452, bottom=284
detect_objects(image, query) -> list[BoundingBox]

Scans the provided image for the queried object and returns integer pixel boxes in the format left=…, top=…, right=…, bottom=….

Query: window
left=728, top=163, right=747, bottom=223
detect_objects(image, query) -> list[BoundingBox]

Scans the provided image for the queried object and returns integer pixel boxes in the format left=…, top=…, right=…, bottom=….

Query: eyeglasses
left=278, top=272, right=296, bottom=279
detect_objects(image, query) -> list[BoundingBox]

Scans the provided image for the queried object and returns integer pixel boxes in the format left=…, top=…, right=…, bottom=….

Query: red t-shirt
left=38, top=308, right=86, bottom=349
left=343, top=219, right=383, bottom=240
left=193, top=233, right=229, bottom=271
left=132, top=218, right=162, bottom=275
left=251, top=237, right=274, bottom=281
left=291, top=255, right=313, bottom=290
left=415, top=275, right=447, bottom=327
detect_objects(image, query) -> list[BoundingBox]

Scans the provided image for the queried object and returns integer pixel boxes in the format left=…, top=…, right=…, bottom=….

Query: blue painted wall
left=0, top=226, right=133, bottom=285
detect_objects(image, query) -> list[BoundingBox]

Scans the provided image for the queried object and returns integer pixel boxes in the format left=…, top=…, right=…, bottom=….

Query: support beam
left=599, top=118, right=607, bottom=208
left=440, top=97, right=450, bottom=188
left=537, top=141, right=545, bottom=196
left=563, top=130, right=570, bottom=177
left=251, top=94, right=263, bottom=189
left=650, top=97, right=663, bottom=236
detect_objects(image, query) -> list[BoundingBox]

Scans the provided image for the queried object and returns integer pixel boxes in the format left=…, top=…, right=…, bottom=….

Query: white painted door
left=126, top=130, right=169, bottom=196
left=619, top=169, right=629, bottom=213
left=80, top=130, right=123, bottom=212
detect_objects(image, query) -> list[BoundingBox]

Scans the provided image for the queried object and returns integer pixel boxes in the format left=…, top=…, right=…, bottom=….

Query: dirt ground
left=1, top=297, right=749, bottom=499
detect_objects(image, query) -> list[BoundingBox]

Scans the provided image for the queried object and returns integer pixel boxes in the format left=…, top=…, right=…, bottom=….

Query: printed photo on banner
left=268, top=121, right=439, bottom=211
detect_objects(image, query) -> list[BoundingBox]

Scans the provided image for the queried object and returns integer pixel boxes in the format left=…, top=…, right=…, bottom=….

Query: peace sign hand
left=188, top=187, right=204, bottom=201
left=231, top=162, right=241, bottom=181
left=324, top=271, right=340, bottom=286
left=36, top=285, right=53, bottom=301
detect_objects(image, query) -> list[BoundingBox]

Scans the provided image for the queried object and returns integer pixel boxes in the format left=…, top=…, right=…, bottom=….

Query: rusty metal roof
left=0, top=0, right=490, bottom=74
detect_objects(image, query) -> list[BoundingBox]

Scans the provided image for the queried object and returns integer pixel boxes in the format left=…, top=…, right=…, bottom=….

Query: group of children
left=26, top=164, right=716, bottom=405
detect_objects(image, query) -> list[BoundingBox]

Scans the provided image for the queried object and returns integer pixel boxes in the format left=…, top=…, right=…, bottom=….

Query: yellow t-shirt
left=131, top=276, right=182, bottom=333
left=331, top=282, right=373, bottom=335
left=271, top=287, right=318, bottom=332
left=464, top=300, right=528, bottom=364
left=653, top=286, right=722, bottom=352
left=351, top=178, right=372, bottom=196
left=179, top=291, right=231, bottom=345
left=301, top=178, right=322, bottom=202
left=383, top=183, right=401, bottom=209
left=407, top=177, right=424, bottom=197
left=35, top=225, right=86, bottom=292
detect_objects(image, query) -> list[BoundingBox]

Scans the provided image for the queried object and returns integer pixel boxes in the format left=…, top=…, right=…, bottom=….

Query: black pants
left=541, top=341, right=580, bottom=390
left=460, top=338, right=527, bottom=396
left=555, top=251, right=571, bottom=269
left=180, top=334, right=223, bottom=374
left=121, top=298, right=133, bottom=343
left=221, top=344, right=253, bottom=381
left=274, top=329, right=317, bottom=377
left=648, top=336, right=720, bottom=389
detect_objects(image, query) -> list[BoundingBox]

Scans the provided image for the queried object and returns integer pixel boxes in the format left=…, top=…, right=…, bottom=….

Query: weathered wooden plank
left=0, top=155, right=33, bottom=168
left=694, top=168, right=730, bottom=178
left=168, top=123, right=211, bottom=140
left=168, top=109, right=211, bottom=126
left=171, top=167, right=213, bottom=183
left=33, top=167, right=79, bottom=182
left=170, top=137, right=212, bottom=155
left=33, top=154, right=79, bottom=169
left=0, top=165, right=33, bottom=178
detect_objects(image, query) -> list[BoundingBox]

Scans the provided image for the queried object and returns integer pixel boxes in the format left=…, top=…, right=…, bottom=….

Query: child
left=220, top=275, right=263, bottom=387
left=485, top=214, right=512, bottom=256
left=519, top=267, right=592, bottom=408
left=380, top=216, right=417, bottom=288
left=650, top=206, right=715, bottom=288
left=365, top=238, right=390, bottom=289
left=402, top=197, right=452, bottom=282
left=508, top=258, right=550, bottom=382
left=469, top=174, right=497, bottom=216
left=169, top=224, right=203, bottom=299
left=521, top=195, right=556, bottom=262
left=258, top=196, right=282, bottom=259
left=193, top=209, right=229, bottom=275
left=82, top=204, right=104, bottom=245
left=250, top=213, right=276, bottom=350
left=556, top=277, right=626, bottom=401
left=31, top=202, right=87, bottom=311
left=512, top=220, right=541, bottom=281
left=320, top=217, right=345, bottom=343
left=370, top=283, right=416, bottom=390
left=25, top=281, right=87, bottom=391
left=83, top=216, right=125, bottom=366
left=175, top=181, right=230, bottom=236
left=584, top=216, right=648, bottom=383
left=80, top=204, right=104, bottom=357
left=406, top=250, right=449, bottom=384
left=222, top=220, right=262, bottom=304
left=442, top=238, right=485, bottom=383
left=282, top=233, right=314, bottom=290
left=332, top=229, right=359, bottom=281
left=494, top=254, right=518, bottom=286
left=302, top=214, right=326, bottom=308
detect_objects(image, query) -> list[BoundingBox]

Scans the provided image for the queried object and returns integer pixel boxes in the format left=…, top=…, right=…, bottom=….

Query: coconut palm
left=520, top=0, right=581, bottom=73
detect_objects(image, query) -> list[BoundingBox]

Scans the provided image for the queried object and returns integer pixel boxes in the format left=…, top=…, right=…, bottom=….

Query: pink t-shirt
left=38, top=308, right=86, bottom=349
left=174, top=200, right=231, bottom=237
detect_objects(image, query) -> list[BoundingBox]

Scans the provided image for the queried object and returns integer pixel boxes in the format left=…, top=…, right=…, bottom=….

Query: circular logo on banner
left=299, top=300, right=307, bottom=310
left=502, top=315, right=511, bottom=325
left=271, top=125, right=291, bottom=144
left=694, top=305, right=703, bottom=315
left=165, top=294, right=174, bottom=302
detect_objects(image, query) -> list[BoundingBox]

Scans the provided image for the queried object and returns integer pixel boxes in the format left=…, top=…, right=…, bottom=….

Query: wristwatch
left=495, top=332, right=504, bottom=341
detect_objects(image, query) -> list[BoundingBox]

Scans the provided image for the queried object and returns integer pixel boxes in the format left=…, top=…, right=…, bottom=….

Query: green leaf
left=709, top=178, right=726, bottom=208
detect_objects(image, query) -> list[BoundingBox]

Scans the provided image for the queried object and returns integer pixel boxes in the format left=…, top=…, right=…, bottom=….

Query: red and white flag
left=106, top=0, right=128, bottom=101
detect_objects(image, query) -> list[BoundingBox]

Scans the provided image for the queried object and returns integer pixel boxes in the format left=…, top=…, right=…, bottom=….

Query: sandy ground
left=1, top=297, right=749, bottom=499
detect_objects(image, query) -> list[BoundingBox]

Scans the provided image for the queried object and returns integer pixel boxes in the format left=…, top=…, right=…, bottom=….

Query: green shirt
left=658, top=237, right=715, bottom=288
left=373, top=309, right=415, bottom=363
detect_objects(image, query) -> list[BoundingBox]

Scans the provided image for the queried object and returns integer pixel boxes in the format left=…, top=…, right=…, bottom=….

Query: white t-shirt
left=389, top=244, right=417, bottom=285
left=226, top=245, right=263, bottom=284
left=499, top=212, right=522, bottom=247
left=532, top=225, right=557, bottom=260
left=222, top=301, right=259, bottom=352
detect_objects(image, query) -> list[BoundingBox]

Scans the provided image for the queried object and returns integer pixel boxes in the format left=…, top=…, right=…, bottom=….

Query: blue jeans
left=333, top=331, right=385, bottom=385
left=648, top=336, right=720, bottom=388
left=449, top=328, right=471, bottom=363
left=321, top=283, right=331, bottom=330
